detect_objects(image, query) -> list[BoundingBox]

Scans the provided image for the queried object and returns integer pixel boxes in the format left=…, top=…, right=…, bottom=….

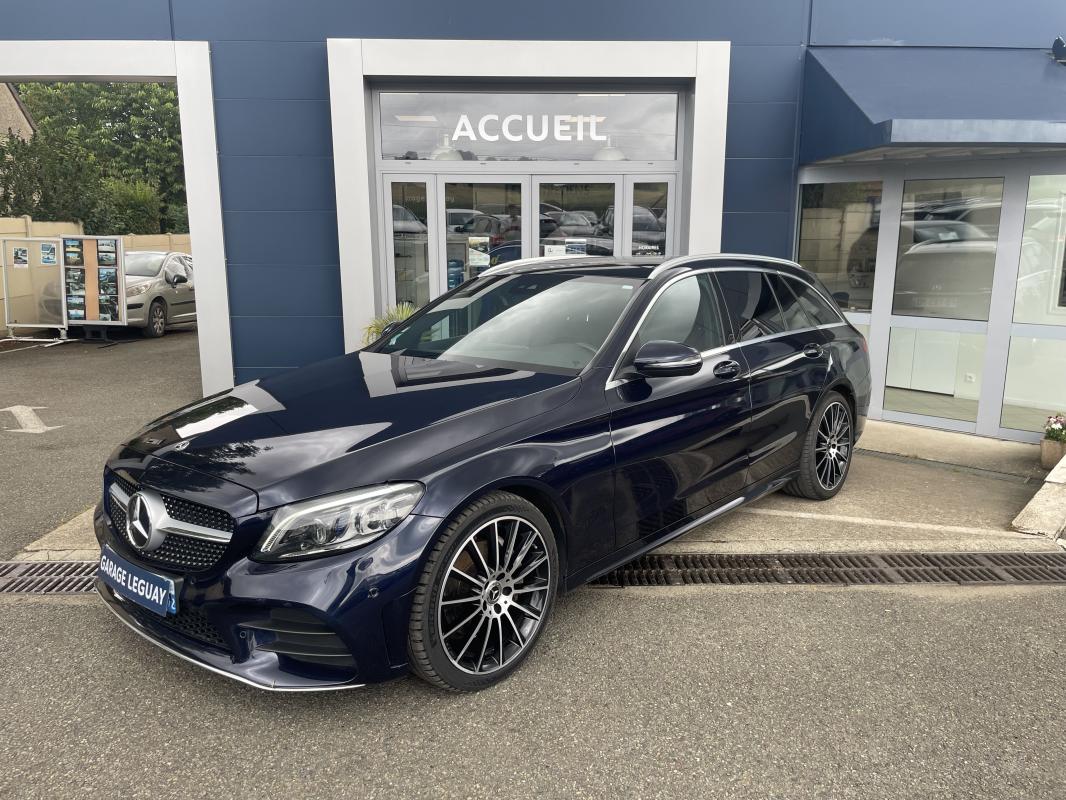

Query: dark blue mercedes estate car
left=95, top=254, right=870, bottom=692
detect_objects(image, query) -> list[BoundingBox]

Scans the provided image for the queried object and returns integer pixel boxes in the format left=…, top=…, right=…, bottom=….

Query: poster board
left=1, top=237, right=66, bottom=330
left=61, top=235, right=127, bottom=326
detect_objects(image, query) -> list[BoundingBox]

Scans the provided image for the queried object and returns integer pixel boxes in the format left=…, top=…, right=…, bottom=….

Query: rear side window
left=715, top=270, right=786, bottom=341
left=632, top=273, right=726, bottom=354
left=787, top=277, right=842, bottom=326
left=765, top=273, right=815, bottom=331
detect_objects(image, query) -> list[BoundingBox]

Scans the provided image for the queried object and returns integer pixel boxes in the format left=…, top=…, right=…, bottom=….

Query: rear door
left=607, top=272, right=751, bottom=550
left=714, top=268, right=830, bottom=484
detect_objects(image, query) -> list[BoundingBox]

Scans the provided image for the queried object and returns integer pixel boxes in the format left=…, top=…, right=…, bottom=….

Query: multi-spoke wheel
left=783, top=390, right=855, bottom=500
left=815, top=400, right=852, bottom=491
left=408, top=491, right=558, bottom=691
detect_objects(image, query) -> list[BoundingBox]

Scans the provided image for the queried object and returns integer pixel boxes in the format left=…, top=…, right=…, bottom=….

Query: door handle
left=712, top=359, right=742, bottom=379
left=802, top=343, right=824, bottom=359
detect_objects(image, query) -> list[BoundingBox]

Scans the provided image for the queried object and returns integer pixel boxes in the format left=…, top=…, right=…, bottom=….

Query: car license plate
left=98, top=544, right=177, bottom=617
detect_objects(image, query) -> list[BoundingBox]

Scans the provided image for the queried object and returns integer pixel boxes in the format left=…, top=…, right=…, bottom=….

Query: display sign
left=1, top=237, right=65, bottom=329
left=379, top=91, right=679, bottom=162
left=60, top=235, right=127, bottom=326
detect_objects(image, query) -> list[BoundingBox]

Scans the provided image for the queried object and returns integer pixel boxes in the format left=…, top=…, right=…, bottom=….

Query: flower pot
left=1041, top=438, right=1066, bottom=470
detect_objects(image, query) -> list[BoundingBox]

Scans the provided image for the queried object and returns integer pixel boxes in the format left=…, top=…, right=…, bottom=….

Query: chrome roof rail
left=478, top=254, right=594, bottom=277
left=648, top=253, right=804, bottom=279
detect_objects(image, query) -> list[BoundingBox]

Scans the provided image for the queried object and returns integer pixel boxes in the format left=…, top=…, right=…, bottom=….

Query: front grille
left=127, top=602, right=229, bottom=651
left=107, top=473, right=233, bottom=573
left=163, top=494, right=235, bottom=533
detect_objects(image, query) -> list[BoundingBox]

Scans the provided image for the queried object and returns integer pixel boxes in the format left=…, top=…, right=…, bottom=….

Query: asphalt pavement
left=0, top=328, right=201, bottom=558
left=2, top=584, right=1065, bottom=798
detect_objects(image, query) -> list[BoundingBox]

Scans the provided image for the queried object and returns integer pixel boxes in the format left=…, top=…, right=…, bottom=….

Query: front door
left=607, top=271, right=751, bottom=550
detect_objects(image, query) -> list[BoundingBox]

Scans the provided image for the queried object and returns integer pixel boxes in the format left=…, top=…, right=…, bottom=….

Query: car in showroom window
left=94, top=254, right=869, bottom=692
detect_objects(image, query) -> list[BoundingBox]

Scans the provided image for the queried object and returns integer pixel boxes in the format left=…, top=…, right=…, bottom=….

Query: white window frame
left=0, top=40, right=232, bottom=395
left=327, top=39, right=731, bottom=352
left=798, top=153, right=1066, bottom=442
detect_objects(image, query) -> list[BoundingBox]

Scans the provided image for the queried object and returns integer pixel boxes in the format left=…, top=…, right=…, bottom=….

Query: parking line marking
left=1, top=405, right=62, bottom=433
left=739, top=508, right=1014, bottom=537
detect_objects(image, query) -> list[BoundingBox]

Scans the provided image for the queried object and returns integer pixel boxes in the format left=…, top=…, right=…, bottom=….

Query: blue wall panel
left=721, top=212, right=794, bottom=257
left=219, top=157, right=336, bottom=213
left=1, top=0, right=171, bottom=39
left=229, top=316, right=345, bottom=371
left=223, top=212, right=340, bottom=265
left=172, top=0, right=810, bottom=45
left=210, top=42, right=330, bottom=101
left=728, top=46, right=805, bottom=103
left=228, top=265, right=343, bottom=318
left=725, top=103, right=797, bottom=159
left=723, top=159, right=795, bottom=214
left=214, top=100, right=334, bottom=158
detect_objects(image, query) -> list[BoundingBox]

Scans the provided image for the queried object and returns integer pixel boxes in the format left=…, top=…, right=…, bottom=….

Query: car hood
left=125, top=351, right=579, bottom=510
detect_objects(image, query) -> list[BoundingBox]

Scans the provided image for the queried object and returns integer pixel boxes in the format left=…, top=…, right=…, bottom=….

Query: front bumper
left=94, top=503, right=443, bottom=690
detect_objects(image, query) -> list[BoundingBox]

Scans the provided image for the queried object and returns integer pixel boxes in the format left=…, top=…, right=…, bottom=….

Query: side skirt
left=564, top=470, right=797, bottom=592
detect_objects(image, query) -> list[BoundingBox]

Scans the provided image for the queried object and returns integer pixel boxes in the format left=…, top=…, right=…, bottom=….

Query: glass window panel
left=1001, top=337, right=1066, bottom=431
left=390, top=182, right=430, bottom=307
left=538, top=182, right=615, bottom=256
left=797, top=181, right=882, bottom=312
left=884, top=327, right=986, bottom=423
left=632, top=274, right=725, bottom=353
left=630, top=182, right=669, bottom=256
left=715, top=271, right=786, bottom=341
left=787, top=276, right=842, bottom=326
left=379, top=92, right=678, bottom=162
left=445, top=182, right=522, bottom=288
left=893, top=177, right=1003, bottom=321
left=1014, top=174, right=1066, bottom=327
left=765, top=273, right=815, bottom=331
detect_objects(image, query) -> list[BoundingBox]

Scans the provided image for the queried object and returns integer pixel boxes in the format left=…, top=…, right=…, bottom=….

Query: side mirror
left=632, top=340, right=702, bottom=378
left=171, top=273, right=188, bottom=286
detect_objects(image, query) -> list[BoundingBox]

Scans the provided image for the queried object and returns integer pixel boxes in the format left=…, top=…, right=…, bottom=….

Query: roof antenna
left=1053, top=36, right=1066, bottom=64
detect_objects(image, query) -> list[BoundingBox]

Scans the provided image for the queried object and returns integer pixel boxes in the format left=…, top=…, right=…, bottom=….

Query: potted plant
left=362, top=303, right=415, bottom=345
left=1042, top=413, right=1066, bottom=469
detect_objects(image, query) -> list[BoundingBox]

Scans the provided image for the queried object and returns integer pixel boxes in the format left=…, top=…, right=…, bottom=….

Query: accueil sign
left=452, top=114, right=607, bottom=144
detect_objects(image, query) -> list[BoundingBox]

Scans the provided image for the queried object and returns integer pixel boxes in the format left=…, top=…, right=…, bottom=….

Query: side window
left=787, top=277, right=842, bottom=326
left=715, top=270, right=786, bottom=341
left=631, top=274, right=725, bottom=356
left=765, top=273, right=815, bottom=331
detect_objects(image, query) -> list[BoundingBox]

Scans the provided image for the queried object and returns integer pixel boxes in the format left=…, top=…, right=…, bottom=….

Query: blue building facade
left=6, top=0, right=1066, bottom=440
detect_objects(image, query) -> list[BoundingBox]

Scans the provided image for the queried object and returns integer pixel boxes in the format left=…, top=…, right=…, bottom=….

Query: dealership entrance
left=373, top=89, right=685, bottom=308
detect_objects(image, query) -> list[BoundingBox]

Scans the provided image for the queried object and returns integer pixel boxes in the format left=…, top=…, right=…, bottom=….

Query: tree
left=15, top=81, right=187, bottom=232
left=90, top=178, right=162, bottom=235
left=0, top=129, right=102, bottom=225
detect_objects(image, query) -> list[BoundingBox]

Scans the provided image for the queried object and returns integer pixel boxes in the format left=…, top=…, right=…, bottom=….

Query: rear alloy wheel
left=783, top=390, right=854, bottom=500
left=408, top=492, right=558, bottom=691
left=142, top=299, right=166, bottom=338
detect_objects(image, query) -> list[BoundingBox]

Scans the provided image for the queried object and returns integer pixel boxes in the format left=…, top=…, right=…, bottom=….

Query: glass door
left=534, top=177, right=622, bottom=256
left=437, top=177, right=531, bottom=292
left=382, top=174, right=438, bottom=309
left=624, top=174, right=676, bottom=257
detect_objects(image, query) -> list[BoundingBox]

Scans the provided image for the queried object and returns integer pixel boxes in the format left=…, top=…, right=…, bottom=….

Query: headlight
left=254, top=483, right=424, bottom=561
left=127, top=282, right=150, bottom=297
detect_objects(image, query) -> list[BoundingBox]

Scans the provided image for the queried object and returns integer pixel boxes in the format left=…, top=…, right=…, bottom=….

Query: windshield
left=376, top=272, right=642, bottom=374
left=125, top=252, right=165, bottom=277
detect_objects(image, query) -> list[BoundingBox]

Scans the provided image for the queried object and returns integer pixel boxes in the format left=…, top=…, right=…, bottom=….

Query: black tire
left=408, top=491, right=559, bottom=692
left=142, top=299, right=166, bottom=338
left=783, top=390, right=854, bottom=500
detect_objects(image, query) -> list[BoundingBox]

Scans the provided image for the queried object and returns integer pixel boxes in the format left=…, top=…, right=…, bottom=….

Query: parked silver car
left=124, top=251, right=196, bottom=337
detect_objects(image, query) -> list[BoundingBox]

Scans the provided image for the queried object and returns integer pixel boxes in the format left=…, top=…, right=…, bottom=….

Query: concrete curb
left=1012, top=455, right=1066, bottom=541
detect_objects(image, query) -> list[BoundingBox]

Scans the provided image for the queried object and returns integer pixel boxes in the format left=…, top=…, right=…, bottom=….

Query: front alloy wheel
left=408, top=491, right=558, bottom=691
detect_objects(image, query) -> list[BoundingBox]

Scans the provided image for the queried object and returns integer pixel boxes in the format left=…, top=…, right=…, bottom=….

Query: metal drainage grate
left=593, top=552, right=1066, bottom=587
left=0, top=561, right=97, bottom=594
